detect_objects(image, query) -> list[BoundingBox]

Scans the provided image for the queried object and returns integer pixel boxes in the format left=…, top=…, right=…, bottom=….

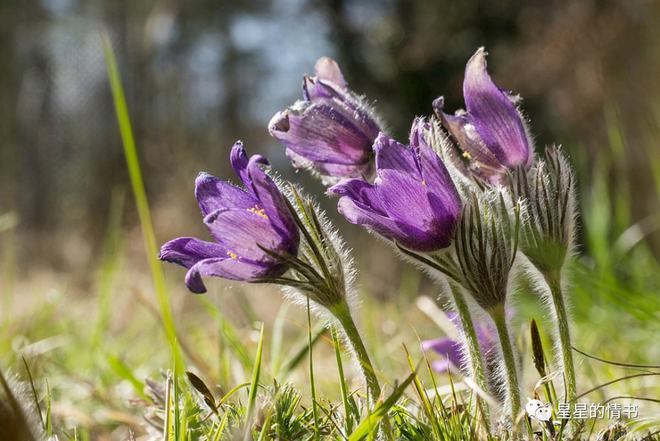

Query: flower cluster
left=161, top=47, right=579, bottom=434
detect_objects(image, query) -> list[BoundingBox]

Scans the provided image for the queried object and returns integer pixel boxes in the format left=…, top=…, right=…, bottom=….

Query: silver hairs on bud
left=510, top=145, right=577, bottom=274
left=454, top=190, right=521, bottom=311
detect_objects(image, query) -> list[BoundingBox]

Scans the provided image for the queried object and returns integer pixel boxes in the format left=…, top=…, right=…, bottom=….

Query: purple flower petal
left=433, top=49, right=534, bottom=184
left=159, top=237, right=226, bottom=268
left=431, top=359, right=452, bottom=373
left=203, top=207, right=290, bottom=262
left=285, top=148, right=371, bottom=179
left=421, top=337, right=463, bottom=371
left=195, top=172, right=255, bottom=216
left=329, top=178, right=384, bottom=213
left=161, top=142, right=300, bottom=294
left=432, top=97, right=504, bottom=177
left=375, top=169, right=436, bottom=228
left=269, top=103, right=373, bottom=165
left=230, top=141, right=268, bottom=191
left=336, top=196, right=405, bottom=241
left=185, top=257, right=276, bottom=293
left=374, top=133, right=420, bottom=177
left=335, top=176, right=447, bottom=252
left=314, top=56, right=347, bottom=88
left=331, top=178, right=421, bottom=244
left=463, top=48, right=531, bottom=169
left=246, top=157, right=299, bottom=244
left=331, top=120, right=461, bottom=252
left=270, top=57, right=382, bottom=180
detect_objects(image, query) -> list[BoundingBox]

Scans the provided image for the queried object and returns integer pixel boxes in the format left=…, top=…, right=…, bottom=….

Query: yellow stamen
left=462, top=151, right=472, bottom=160
left=247, top=206, right=269, bottom=219
left=227, top=251, right=238, bottom=260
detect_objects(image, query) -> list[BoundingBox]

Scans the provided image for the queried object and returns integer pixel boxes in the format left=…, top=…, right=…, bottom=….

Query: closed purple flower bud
left=433, top=48, right=533, bottom=185
left=268, top=57, right=382, bottom=181
left=329, top=118, right=461, bottom=252
left=159, top=142, right=300, bottom=293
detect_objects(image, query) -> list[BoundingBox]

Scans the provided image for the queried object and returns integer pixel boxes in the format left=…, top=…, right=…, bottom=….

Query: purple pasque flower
left=433, top=47, right=533, bottom=185
left=329, top=118, right=461, bottom=252
left=421, top=312, right=496, bottom=374
left=268, top=57, right=382, bottom=180
left=159, top=142, right=299, bottom=293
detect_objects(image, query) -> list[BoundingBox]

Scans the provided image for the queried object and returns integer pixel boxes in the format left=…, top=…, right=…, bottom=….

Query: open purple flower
left=433, top=47, right=533, bottom=185
left=159, top=142, right=299, bottom=293
left=329, top=118, right=461, bottom=252
left=268, top=57, right=382, bottom=181
left=421, top=312, right=496, bottom=374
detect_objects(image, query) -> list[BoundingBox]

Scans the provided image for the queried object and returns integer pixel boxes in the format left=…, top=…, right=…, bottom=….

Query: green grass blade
left=45, top=380, right=52, bottom=437
left=164, top=372, right=173, bottom=441
left=270, top=304, right=289, bottom=378
left=244, top=322, right=265, bottom=441
left=106, top=354, right=148, bottom=401
left=172, top=363, right=182, bottom=441
left=21, top=357, right=45, bottom=431
left=279, top=326, right=325, bottom=378
left=332, top=327, right=353, bottom=434
left=307, top=295, right=320, bottom=440
left=348, top=370, right=417, bottom=441
left=101, top=34, right=182, bottom=370
left=92, top=187, right=125, bottom=349
left=403, top=345, right=441, bottom=439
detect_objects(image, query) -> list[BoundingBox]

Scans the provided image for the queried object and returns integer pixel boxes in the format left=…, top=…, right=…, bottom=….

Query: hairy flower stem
left=490, top=305, right=522, bottom=433
left=331, top=300, right=381, bottom=402
left=544, top=271, right=577, bottom=405
left=451, top=285, right=491, bottom=429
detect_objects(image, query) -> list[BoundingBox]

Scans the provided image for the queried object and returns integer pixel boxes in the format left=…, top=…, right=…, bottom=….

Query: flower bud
left=434, top=48, right=534, bottom=185
left=269, top=57, right=382, bottom=182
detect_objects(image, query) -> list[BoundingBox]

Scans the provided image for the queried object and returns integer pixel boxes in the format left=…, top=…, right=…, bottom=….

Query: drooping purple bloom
left=329, top=118, right=461, bottom=252
left=421, top=312, right=496, bottom=374
left=269, top=57, right=382, bottom=181
left=159, top=142, right=299, bottom=293
left=433, top=47, right=533, bottom=185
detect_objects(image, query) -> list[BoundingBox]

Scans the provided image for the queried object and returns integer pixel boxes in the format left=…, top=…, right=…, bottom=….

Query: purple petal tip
left=432, top=96, right=445, bottom=114
left=185, top=269, right=207, bottom=294
left=314, top=56, right=346, bottom=87
left=268, top=110, right=289, bottom=135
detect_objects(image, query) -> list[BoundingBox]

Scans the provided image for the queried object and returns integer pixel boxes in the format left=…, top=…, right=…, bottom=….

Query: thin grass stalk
left=163, top=372, right=172, bottom=441
left=332, top=328, right=353, bottom=434
left=102, top=34, right=183, bottom=370
left=307, top=295, right=320, bottom=440
left=403, top=344, right=443, bottom=439
left=172, top=364, right=181, bottom=441
left=244, top=323, right=265, bottom=441
left=490, top=305, right=522, bottom=433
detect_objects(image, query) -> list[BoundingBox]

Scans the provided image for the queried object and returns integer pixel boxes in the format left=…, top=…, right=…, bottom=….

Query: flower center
left=226, top=251, right=239, bottom=260
left=247, top=206, right=269, bottom=219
